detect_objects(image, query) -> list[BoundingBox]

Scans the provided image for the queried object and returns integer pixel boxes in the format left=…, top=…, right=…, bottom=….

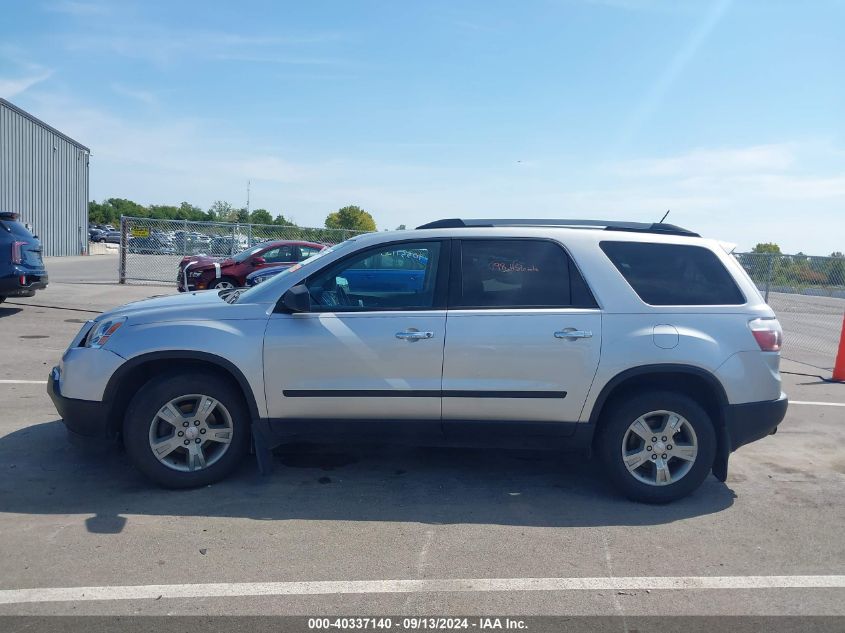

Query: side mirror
left=252, top=256, right=265, bottom=266
left=280, top=284, right=311, bottom=313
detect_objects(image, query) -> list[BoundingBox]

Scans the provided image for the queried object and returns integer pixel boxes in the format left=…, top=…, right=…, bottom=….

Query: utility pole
left=246, top=180, right=251, bottom=215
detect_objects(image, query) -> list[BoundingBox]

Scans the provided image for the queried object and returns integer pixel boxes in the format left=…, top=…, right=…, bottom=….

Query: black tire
left=0, top=296, right=5, bottom=304
left=208, top=276, right=238, bottom=290
left=597, top=391, right=716, bottom=504
left=123, top=371, right=250, bottom=488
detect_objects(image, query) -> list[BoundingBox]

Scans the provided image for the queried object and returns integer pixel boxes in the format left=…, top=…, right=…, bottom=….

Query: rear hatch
left=0, top=212, right=45, bottom=271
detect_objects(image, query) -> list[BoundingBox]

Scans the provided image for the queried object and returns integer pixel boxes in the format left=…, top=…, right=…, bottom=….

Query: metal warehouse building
left=0, top=98, right=90, bottom=257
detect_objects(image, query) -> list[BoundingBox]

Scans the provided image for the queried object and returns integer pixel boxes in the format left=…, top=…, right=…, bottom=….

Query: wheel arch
left=588, top=364, right=730, bottom=477
left=103, top=351, right=260, bottom=436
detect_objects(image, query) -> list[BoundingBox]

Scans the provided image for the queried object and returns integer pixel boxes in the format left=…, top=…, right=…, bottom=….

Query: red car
left=177, top=240, right=325, bottom=291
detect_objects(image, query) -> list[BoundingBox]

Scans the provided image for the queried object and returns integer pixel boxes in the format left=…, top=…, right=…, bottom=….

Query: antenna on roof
left=659, top=209, right=671, bottom=223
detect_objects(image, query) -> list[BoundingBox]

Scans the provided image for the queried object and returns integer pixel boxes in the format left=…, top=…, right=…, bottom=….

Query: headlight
left=188, top=271, right=205, bottom=278
left=84, top=317, right=127, bottom=348
left=253, top=276, right=270, bottom=285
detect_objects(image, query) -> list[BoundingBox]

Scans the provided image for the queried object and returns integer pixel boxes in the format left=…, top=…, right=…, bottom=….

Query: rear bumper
left=47, top=366, right=113, bottom=440
left=723, top=393, right=788, bottom=452
left=0, top=270, right=48, bottom=297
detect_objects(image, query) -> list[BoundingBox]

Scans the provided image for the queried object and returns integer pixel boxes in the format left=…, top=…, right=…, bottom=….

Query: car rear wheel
left=209, top=277, right=237, bottom=290
left=123, top=371, right=250, bottom=488
left=598, top=391, right=716, bottom=503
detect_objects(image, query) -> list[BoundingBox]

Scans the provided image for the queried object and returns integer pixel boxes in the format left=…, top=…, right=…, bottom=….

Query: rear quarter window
left=599, top=241, right=745, bottom=306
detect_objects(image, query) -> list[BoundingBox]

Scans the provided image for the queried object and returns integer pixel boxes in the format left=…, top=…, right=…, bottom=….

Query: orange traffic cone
left=834, top=313, right=845, bottom=382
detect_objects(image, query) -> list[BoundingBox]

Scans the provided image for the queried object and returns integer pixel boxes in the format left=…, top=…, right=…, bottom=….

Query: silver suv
left=48, top=219, right=787, bottom=503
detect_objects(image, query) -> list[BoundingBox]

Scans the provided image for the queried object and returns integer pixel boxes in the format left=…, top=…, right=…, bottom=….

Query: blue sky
left=2, top=0, right=844, bottom=253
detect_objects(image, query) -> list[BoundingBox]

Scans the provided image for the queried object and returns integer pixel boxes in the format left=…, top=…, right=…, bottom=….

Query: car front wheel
left=598, top=391, right=716, bottom=503
left=123, top=371, right=250, bottom=488
left=208, top=277, right=238, bottom=290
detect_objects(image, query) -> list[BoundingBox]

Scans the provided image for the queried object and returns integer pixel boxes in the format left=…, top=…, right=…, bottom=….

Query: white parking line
left=790, top=401, right=845, bottom=407
left=1, top=575, right=844, bottom=605
left=0, top=379, right=48, bottom=384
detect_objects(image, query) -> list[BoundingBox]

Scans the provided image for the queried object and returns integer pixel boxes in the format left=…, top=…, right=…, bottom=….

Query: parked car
left=104, top=231, right=122, bottom=244
left=0, top=211, right=48, bottom=304
left=244, top=265, right=286, bottom=287
left=177, top=240, right=325, bottom=291
left=49, top=219, right=787, bottom=501
left=127, top=237, right=176, bottom=255
left=208, top=235, right=250, bottom=256
left=89, top=228, right=107, bottom=242
left=150, top=230, right=174, bottom=244
left=172, top=232, right=208, bottom=255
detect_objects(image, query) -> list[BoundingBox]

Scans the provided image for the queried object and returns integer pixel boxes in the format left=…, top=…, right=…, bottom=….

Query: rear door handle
left=396, top=330, right=434, bottom=341
left=555, top=329, right=593, bottom=339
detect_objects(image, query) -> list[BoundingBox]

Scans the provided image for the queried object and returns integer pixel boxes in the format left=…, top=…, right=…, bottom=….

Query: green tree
left=236, top=207, right=249, bottom=223
left=395, top=224, right=407, bottom=230
left=177, top=202, right=207, bottom=221
left=828, top=252, right=845, bottom=286
left=249, top=209, right=273, bottom=225
left=325, top=205, right=376, bottom=232
left=751, top=243, right=781, bottom=254
left=88, top=198, right=147, bottom=224
left=273, top=214, right=295, bottom=226
left=148, top=204, right=180, bottom=219
left=208, top=201, right=235, bottom=222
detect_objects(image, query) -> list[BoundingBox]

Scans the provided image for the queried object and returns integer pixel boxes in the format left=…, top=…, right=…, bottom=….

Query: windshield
left=231, top=244, right=266, bottom=263
left=234, top=237, right=360, bottom=303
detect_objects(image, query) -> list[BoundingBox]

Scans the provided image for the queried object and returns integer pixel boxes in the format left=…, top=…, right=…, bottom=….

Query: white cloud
left=616, top=144, right=796, bottom=177
left=15, top=91, right=844, bottom=254
left=0, top=70, right=53, bottom=98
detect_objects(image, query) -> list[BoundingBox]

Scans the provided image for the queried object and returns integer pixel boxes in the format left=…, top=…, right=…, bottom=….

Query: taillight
left=11, top=241, right=26, bottom=264
left=749, top=318, right=782, bottom=352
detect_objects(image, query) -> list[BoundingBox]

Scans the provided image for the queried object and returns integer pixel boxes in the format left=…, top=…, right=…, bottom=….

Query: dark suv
left=0, top=212, right=47, bottom=304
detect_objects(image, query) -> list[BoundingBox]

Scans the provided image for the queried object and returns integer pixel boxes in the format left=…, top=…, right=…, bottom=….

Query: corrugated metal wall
left=0, top=99, right=90, bottom=257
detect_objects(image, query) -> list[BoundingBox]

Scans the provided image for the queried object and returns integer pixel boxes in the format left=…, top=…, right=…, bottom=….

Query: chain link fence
left=118, top=216, right=364, bottom=285
left=734, top=252, right=845, bottom=371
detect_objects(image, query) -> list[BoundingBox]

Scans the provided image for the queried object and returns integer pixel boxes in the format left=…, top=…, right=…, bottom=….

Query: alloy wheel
left=621, top=409, right=698, bottom=486
left=147, top=394, right=234, bottom=472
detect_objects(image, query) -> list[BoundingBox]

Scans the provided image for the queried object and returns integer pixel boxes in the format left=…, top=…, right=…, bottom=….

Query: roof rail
left=415, top=218, right=700, bottom=237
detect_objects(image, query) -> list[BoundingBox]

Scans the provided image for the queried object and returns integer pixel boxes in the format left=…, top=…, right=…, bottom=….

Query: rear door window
left=454, top=239, right=596, bottom=308
left=298, top=245, right=322, bottom=261
left=600, top=241, right=745, bottom=305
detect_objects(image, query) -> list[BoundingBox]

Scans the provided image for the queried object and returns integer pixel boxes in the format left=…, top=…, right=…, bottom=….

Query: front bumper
left=723, top=393, right=788, bottom=452
left=47, top=366, right=113, bottom=440
left=177, top=270, right=212, bottom=292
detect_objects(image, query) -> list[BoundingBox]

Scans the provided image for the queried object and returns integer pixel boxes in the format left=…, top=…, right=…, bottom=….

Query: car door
left=442, top=238, right=602, bottom=437
left=263, top=239, right=449, bottom=421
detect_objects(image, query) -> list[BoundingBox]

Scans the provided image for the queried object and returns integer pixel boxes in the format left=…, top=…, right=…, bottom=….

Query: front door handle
left=555, top=329, right=593, bottom=339
left=396, top=330, right=434, bottom=341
